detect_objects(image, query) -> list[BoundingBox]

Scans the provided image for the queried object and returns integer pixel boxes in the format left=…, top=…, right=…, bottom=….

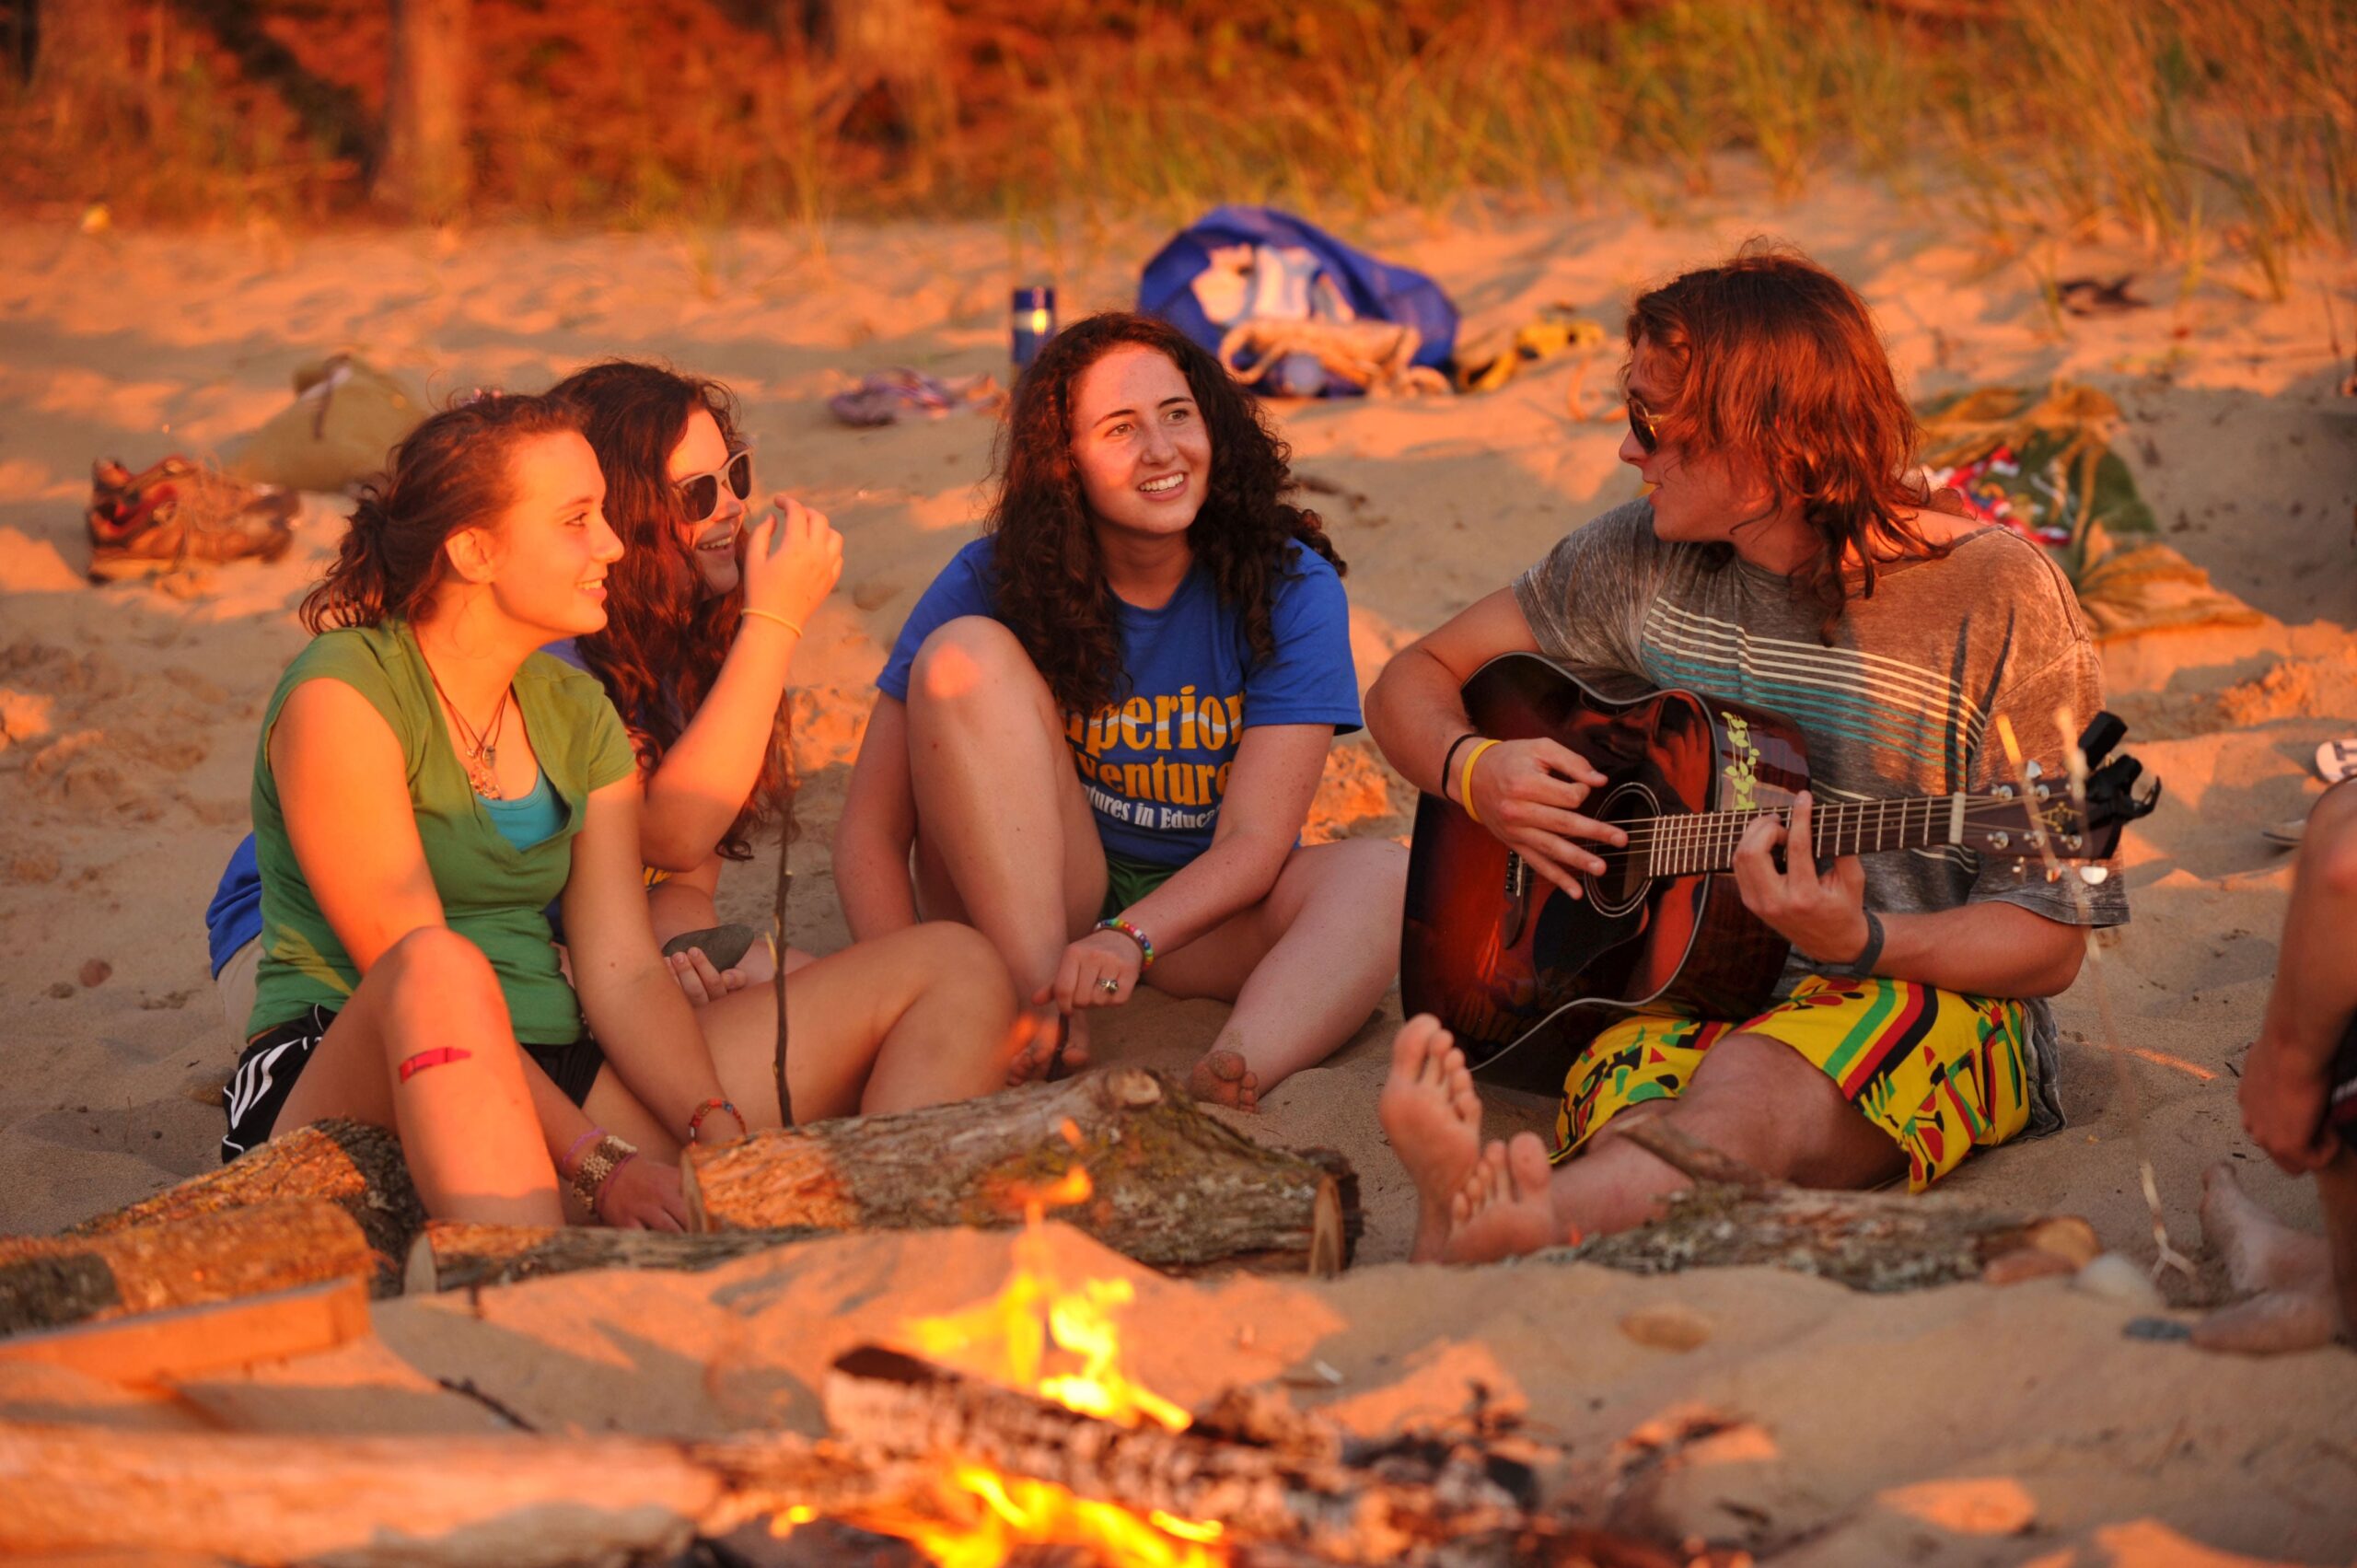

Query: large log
left=1550, top=1119, right=2100, bottom=1292
left=404, top=1222, right=827, bottom=1295
left=1, top=1202, right=372, bottom=1336
left=684, top=1070, right=1360, bottom=1274
left=68, top=1120, right=424, bottom=1297
left=0, top=1280, right=373, bottom=1385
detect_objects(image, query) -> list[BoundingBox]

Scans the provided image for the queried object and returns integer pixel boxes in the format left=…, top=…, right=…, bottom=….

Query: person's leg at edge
left=270, top=926, right=563, bottom=1225
left=2321, top=1147, right=2357, bottom=1341
left=904, top=617, right=1106, bottom=1075
left=694, top=921, right=1023, bottom=1124
left=1147, top=837, right=1408, bottom=1110
left=1441, top=1030, right=1906, bottom=1264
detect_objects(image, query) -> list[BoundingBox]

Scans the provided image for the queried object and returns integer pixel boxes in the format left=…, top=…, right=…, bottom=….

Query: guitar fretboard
left=1639, top=795, right=1973, bottom=877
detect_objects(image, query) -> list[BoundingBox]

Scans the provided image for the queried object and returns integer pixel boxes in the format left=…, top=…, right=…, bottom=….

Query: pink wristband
left=560, top=1126, right=604, bottom=1177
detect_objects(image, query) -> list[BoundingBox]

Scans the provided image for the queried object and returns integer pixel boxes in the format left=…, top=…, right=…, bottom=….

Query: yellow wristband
left=742, top=608, right=804, bottom=638
left=1458, top=738, right=1502, bottom=825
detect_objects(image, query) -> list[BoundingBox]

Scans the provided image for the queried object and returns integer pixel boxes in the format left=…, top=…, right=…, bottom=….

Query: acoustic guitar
left=1400, top=653, right=2159, bottom=1077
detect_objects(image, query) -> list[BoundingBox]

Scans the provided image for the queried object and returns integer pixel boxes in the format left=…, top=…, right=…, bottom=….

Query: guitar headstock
left=1965, top=710, right=2161, bottom=878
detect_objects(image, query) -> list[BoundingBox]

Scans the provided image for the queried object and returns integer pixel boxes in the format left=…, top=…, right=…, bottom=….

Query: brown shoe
left=86, top=456, right=297, bottom=581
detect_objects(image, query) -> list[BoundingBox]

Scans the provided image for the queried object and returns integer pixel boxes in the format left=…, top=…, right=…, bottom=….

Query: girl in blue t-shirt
left=836, top=311, right=1408, bottom=1109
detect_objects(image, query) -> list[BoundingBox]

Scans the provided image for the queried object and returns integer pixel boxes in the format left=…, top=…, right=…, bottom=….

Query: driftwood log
left=684, top=1069, right=1361, bottom=1274
left=68, top=1120, right=424, bottom=1296
left=404, top=1222, right=826, bottom=1295
left=0, top=1202, right=372, bottom=1336
left=1547, top=1120, right=2100, bottom=1292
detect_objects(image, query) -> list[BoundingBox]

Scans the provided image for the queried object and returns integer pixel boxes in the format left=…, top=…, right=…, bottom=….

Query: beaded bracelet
left=567, top=1132, right=639, bottom=1218
left=1094, top=917, right=1155, bottom=972
left=559, top=1125, right=605, bottom=1177
left=688, top=1097, right=749, bottom=1144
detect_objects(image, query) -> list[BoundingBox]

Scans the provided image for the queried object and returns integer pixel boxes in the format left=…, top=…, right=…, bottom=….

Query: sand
left=2, top=174, right=2354, bottom=1562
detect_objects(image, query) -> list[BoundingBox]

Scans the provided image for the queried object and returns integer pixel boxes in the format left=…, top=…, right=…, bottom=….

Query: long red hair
left=1629, top=244, right=1943, bottom=641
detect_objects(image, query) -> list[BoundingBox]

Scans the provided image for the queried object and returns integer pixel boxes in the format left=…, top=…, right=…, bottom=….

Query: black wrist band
left=1835, top=909, right=1885, bottom=978
left=1439, top=732, right=1480, bottom=802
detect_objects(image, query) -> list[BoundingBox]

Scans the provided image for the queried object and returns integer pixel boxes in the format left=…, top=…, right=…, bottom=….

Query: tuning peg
left=2025, top=761, right=2043, bottom=780
left=2045, top=867, right=2062, bottom=882
left=2080, top=865, right=2110, bottom=886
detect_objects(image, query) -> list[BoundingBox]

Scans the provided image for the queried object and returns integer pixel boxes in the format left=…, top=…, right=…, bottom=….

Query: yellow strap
left=1458, top=738, right=1503, bottom=825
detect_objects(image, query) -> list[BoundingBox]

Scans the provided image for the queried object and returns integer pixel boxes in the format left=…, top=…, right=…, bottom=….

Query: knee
left=910, top=617, right=1032, bottom=708
left=903, top=922, right=1019, bottom=1010
left=2301, top=783, right=2357, bottom=899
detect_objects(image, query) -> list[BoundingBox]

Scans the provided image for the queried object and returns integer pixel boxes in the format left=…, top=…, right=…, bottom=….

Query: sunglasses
left=1626, top=393, right=1660, bottom=455
left=674, top=447, right=753, bottom=525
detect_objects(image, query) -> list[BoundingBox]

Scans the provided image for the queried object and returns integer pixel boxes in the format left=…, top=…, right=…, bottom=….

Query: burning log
left=1560, top=1119, right=2101, bottom=1291
left=67, top=1120, right=424, bottom=1296
left=684, top=1070, right=1360, bottom=1274
left=403, top=1221, right=827, bottom=1295
left=823, top=1344, right=1550, bottom=1565
left=0, top=1202, right=372, bottom=1337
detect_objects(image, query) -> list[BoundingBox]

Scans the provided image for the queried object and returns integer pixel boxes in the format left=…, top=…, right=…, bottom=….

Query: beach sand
left=2, top=177, right=2354, bottom=1561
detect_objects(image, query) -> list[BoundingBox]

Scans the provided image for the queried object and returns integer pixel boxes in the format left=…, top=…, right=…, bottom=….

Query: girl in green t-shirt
left=229, top=394, right=1021, bottom=1226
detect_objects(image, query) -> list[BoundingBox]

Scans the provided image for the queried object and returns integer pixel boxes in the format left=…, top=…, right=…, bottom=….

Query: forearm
left=2257, top=794, right=2357, bottom=1069
left=575, top=962, right=729, bottom=1140
left=1365, top=645, right=1479, bottom=799
left=1871, top=902, right=2086, bottom=999
left=639, top=620, right=798, bottom=871
left=1119, top=833, right=1292, bottom=957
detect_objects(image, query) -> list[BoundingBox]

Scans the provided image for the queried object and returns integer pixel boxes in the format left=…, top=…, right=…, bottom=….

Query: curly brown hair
left=984, top=311, right=1343, bottom=717
left=301, top=393, right=583, bottom=634
left=550, top=359, right=783, bottom=862
left=1628, top=243, right=1945, bottom=642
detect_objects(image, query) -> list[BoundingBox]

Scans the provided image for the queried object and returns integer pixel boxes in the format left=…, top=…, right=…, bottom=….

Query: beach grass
left=1, top=0, right=2348, bottom=295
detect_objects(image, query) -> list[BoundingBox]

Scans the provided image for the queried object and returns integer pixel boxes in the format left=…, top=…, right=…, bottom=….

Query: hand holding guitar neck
left=1458, top=736, right=1627, bottom=899
left=1731, top=789, right=1873, bottom=965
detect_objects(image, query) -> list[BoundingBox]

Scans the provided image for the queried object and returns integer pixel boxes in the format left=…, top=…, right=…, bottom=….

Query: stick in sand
left=771, top=694, right=795, bottom=1130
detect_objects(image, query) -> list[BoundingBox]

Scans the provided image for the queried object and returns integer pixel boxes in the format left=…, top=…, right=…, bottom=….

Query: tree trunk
left=683, top=1070, right=1359, bottom=1274
left=31, top=0, right=135, bottom=140
left=811, top=0, right=952, bottom=189
left=0, top=1202, right=371, bottom=1336
left=404, top=1222, right=825, bottom=1295
left=68, top=1120, right=424, bottom=1297
left=1561, top=1119, right=2101, bottom=1291
left=374, top=0, right=470, bottom=220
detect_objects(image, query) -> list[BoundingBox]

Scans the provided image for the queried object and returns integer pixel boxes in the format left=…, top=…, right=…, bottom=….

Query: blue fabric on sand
left=204, top=639, right=600, bottom=972
left=1136, top=205, right=1458, bottom=397
left=877, top=537, right=1360, bottom=866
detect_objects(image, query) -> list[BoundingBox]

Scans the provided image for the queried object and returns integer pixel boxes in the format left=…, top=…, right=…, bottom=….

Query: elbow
left=638, top=827, right=710, bottom=876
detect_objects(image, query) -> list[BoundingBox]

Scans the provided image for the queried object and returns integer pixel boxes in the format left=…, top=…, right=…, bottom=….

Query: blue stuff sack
left=1137, top=205, right=1458, bottom=397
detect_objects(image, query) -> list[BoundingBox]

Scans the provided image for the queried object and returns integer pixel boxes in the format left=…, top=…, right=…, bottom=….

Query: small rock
left=1619, top=1303, right=1712, bottom=1352
left=2073, top=1252, right=2165, bottom=1312
left=46, top=981, right=75, bottom=999
left=78, top=958, right=112, bottom=988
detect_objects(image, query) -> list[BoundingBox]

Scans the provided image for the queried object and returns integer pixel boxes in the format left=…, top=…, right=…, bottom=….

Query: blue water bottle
left=1012, top=286, right=1057, bottom=372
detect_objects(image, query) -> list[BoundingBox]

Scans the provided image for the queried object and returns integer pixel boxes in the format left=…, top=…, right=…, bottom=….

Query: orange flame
left=772, top=1160, right=1228, bottom=1565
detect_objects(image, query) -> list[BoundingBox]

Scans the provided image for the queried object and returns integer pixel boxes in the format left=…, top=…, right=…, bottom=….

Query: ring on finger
left=1097, top=977, right=1120, bottom=995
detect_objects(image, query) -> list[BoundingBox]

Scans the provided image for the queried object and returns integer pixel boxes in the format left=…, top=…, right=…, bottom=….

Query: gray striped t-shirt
left=1513, top=500, right=2130, bottom=1129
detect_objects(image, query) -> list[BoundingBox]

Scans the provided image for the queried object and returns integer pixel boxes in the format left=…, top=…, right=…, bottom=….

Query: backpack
left=1137, top=205, right=1458, bottom=397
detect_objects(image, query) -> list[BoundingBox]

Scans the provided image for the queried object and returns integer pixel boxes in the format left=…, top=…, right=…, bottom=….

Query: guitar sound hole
left=1585, top=781, right=1658, bottom=912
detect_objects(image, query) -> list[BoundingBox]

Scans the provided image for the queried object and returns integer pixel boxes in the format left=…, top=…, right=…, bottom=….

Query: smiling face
left=1068, top=345, right=1213, bottom=546
left=456, top=430, right=621, bottom=638
left=1620, top=339, right=1773, bottom=550
left=667, top=407, right=748, bottom=599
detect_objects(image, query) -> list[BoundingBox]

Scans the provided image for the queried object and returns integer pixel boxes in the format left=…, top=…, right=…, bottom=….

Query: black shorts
left=2329, top=1016, right=2357, bottom=1138
left=221, top=1005, right=605, bottom=1164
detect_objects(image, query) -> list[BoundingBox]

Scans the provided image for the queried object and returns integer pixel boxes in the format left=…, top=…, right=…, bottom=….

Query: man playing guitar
left=1367, top=247, right=2128, bottom=1263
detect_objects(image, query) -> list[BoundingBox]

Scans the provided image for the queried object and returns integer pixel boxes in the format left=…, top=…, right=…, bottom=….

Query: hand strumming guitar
left=1460, top=738, right=1628, bottom=898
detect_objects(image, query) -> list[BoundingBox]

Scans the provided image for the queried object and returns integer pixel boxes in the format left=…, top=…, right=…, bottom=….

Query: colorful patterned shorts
left=1553, top=976, right=2034, bottom=1192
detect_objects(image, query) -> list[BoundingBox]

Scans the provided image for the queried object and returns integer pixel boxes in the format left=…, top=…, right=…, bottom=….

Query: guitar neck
left=1647, top=795, right=1972, bottom=877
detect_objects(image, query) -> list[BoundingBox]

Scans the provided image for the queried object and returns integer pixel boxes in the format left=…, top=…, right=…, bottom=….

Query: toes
left=1391, top=1015, right=1439, bottom=1080
left=1506, top=1132, right=1553, bottom=1200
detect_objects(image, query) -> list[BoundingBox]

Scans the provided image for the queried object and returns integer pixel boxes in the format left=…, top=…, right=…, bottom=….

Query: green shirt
left=248, top=620, right=638, bottom=1043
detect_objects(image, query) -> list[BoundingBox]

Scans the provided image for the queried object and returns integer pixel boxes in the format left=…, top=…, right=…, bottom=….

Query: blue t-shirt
left=205, top=639, right=599, bottom=974
left=877, top=537, right=1361, bottom=866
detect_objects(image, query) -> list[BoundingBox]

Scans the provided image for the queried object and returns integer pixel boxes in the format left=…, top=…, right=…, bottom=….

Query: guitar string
left=1586, top=794, right=2062, bottom=876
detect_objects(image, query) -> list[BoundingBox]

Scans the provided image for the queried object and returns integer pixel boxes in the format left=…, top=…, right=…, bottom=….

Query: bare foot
left=2191, top=1288, right=2341, bottom=1354
left=2201, top=1160, right=2331, bottom=1295
left=1005, top=1007, right=1091, bottom=1086
left=1378, top=1014, right=1484, bottom=1263
left=1441, top=1133, right=1561, bottom=1264
left=1189, top=1049, right=1260, bottom=1111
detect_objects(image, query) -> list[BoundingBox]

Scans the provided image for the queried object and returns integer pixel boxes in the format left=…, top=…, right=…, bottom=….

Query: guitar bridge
left=1501, top=851, right=1532, bottom=947
left=1504, top=852, right=1529, bottom=900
